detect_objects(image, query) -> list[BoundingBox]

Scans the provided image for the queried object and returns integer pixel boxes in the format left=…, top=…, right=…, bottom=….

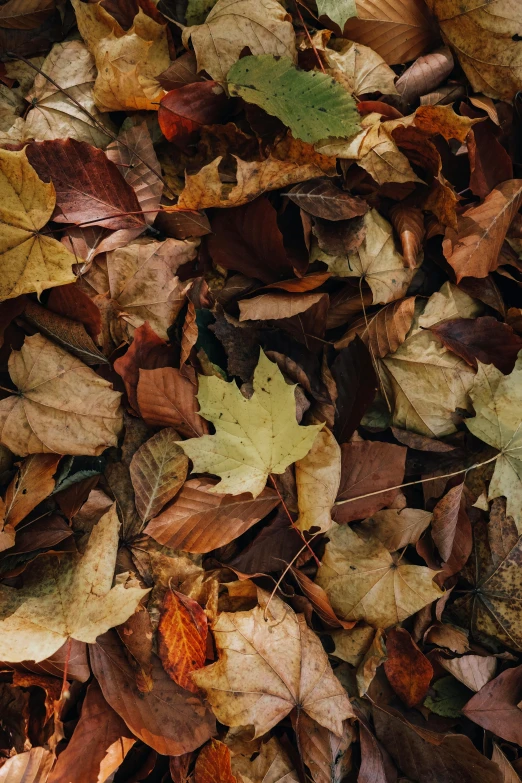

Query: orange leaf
left=195, top=740, right=237, bottom=783
left=158, top=588, right=208, bottom=693
left=383, top=628, right=433, bottom=707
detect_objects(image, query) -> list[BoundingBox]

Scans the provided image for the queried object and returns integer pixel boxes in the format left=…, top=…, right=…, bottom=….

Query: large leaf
left=0, top=334, right=123, bottom=457
left=0, top=506, right=148, bottom=662
left=0, top=147, right=76, bottom=299
left=228, top=55, right=360, bottom=145
left=178, top=351, right=322, bottom=497
left=182, top=0, right=296, bottom=82
left=144, top=477, right=280, bottom=553
left=315, top=524, right=442, bottom=628
left=193, top=588, right=354, bottom=737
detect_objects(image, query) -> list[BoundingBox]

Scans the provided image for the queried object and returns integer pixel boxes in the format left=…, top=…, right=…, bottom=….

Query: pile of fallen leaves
left=2, top=0, right=522, bottom=781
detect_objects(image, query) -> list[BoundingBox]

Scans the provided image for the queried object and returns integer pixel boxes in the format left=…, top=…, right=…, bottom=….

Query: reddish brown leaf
left=113, top=322, right=176, bottom=413
left=287, top=178, right=368, bottom=220
left=228, top=507, right=302, bottom=575
left=23, top=300, right=108, bottom=366
left=26, top=138, right=146, bottom=231
left=208, top=197, right=293, bottom=284
left=331, top=338, right=378, bottom=444
left=137, top=366, right=208, bottom=438
left=431, top=317, right=522, bottom=375
left=333, top=441, right=406, bottom=524
left=158, top=51, right=203, bottom=90
left=154, top=208, right=212, bottom=240
left=291, top=568, right=355, bottom=630
left=462, top=666, right=522, bottom=745
left=90, top=631, right=216, bottom=756
left=389, top=204, right=425, bottom=269
left=158, top=589, right=208, bottom=693
left=159, top=82, right=228, bottom=148
left=0, top=0, right=55, bottom=30
left=47, top=682, right=135, bottom=783
left=335, top=297, right=416, bottom=357
left=294, top=712, right=353, bottom=783
left=47, top=284, right=102, bottom=341
left=384, top=628, right=433, bottom=707
left=3, top=453, right=61, bottom=531
left=431, top=483, right=466, bottom=563
left=195, top=740, right=237, bottom=783
left=145, top=477, right=280, bottom=553
left=396, top=47, right=454, bottom=104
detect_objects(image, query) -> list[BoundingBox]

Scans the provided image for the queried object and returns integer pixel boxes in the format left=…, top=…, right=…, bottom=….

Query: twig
left=269, top=474, right=321, bottom=568
left=264, top=532, right=321, bottom=620
left=292, top=0, right=326, bottom=74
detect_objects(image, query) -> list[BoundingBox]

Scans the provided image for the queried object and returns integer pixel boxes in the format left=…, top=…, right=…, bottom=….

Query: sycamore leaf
left=0, top=505, right=148, bottom=662
left=0, top=147, right=76, bottom=300
left=23, top=40, right=114, bottom=147
left=315, top=524, right=442, bottom=628
left=228, top=55, right=360, bottom=145
left=0, top=334, right=123, bottom=457
left=130, top=428, right=189, bottom=522
left=316, top=209, right=416, bottom=304
left=296, top=427, right=341, bottom=533
left=182, top=0, right=296, bottom=83
left=178, top=350, right=322, bottom=498
left=192, top=588, right=354, bottom=737
left=317, top=0, right=357, bottom=29
left=466, top=357, right=522, bottom=532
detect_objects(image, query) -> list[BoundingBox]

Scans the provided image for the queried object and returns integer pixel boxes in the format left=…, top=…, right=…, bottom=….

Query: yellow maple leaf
left=178, top=350, right=322, bottom=497
left=0, top=148, right=76, bottom=300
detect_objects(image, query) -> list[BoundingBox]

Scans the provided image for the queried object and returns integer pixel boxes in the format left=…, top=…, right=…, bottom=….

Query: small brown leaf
left=137, top=366, right=208, bottom=438
left=389, top=204, right=425, bottom=269
left=463, top=666, right=522, bottom=745
left=335, top=297, right=416, bottom=356
left=431, top=316, right=522, bottom=375
left=23, top=300, right=108, bottom=366
left=130, top=428, right=189, bottom=523
left=384, top=628, right=433, bottom=707
left=4, top=453, right=60, bottom=530
left=287, top=178, right=368, bottom=220
left=396, top=47, right=454, bottom=104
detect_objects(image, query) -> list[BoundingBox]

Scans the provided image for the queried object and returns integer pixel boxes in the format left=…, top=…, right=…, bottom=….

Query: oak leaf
left=465, top=357, right=522, bottom=531
left=192, top=588, right=354, bottom=737
left=0, top=505, right=148, bottom=662
left=0, top=334, right=123, bottom=457
left=178, top=350, right=322, bottom=498
left=0, top=147, right=76, bottom=300
left=315, top=524, right=442, bottom=627
left=182, top=0, right=296, bottom=83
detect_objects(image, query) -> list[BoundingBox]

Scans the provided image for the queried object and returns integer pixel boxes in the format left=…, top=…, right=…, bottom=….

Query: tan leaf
left=3, top=453, right=60, bottom=530
left=395, top=47, right=454, bottom=104
left=344, top=0, right=439, bottom=65
left=0, top=748, right=53, bottom=783
left=145, top=477, right=280, bottom=553
left=106, top=239, right=197, bottom=340
left=431, top=483, right=465, bottom=562
left=0, top=334, right=122, bottom=457
left=158, top=588, right=208, bottom=693
left=238, top=293, right=325, bottom=322
left=331, top=625, right=375, bottom=667
left=23, top=40, right=114, bottom=147
left=294, top=713, right=353, bottom=783
left=130, top=428, right=189, bottom=523
left=296, top=427, right=341, bottom=533
left=182, top=0, right=296, bottom=82
left=324, top=38, right=398, bottom=96
left=334, top=297, right=416, bottom=356
left=356, top=627, right=387, bottom=696
left=193, top=588, right=354, bottom=737
left=315, top=524, right=442, bottom=628
left=361, top=507, right=433, bottom=551
left=426, top=0, right=522, bottom=101
left=176, top=136, right=337, bottom=210
left=231, top=737, right=299, bottom=783
left=434, top=653, right=496, bottom=693
left=137, top=366, right=209, bottom=438
left=492, top=744, right=522, bottom=783
left=72, top=1, right=170, bottom=111
left=413, top=104, right=479, bottom=143
left=443, top=180, right=522, bottom=282
left=0, top=505, right=148, bottom=662
left=181, top=300, right=198, bottom=367
left=0, top=147, right=76, bottom=299
left=315, top=210, right=417, bottom=304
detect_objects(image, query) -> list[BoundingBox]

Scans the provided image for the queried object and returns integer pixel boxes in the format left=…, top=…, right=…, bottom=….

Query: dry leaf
left=463, top=666, right=522, bottom=745
left=435, top=653, right=496, bottom=693
left=178, top=350, right=322, bottom=498
left=361, top=507, right=432, bottom=551
left=231, top=737, right=299, bottom=783
left=0, top=748, right=53, bottom=783
left=296, top=427, right=341, bottom=533
left=324, top=38, right=398, bottom=97
left=315, top=524, right=442, bottom=627
left=0, top=334, right=123, bottom=457
left=130, top=428, right=189, bottom=522
left=0, top=505, right=148, bottom=662
left=334, top=297, right=416, bottom=356
left=238, top=293, right=324, bottom=322
left=195, top=740, right=237, bottom=783
left=137, top=366, right=208, bottom=438
left=384, top=627, right=433, bottom=707
left=396, top=47, right=454, bottom=104
left=193, top=588, right=354, bottom=737
left=158, top=588, right=207, bottom=693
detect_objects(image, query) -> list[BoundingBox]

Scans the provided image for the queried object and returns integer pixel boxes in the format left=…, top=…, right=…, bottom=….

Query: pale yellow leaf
left=296, top=427, right=341, bottom=533
left=324, top=38, right=398, bottom=96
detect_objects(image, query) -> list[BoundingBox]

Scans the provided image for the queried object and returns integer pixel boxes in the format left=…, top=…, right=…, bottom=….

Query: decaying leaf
left=193, top=588, right=354, bottom=737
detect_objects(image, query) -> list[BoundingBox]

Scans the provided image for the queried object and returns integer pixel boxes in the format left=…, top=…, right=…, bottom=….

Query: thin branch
left=269, top=474, right=321, bottom=568
left=292, top=0, right=326, bottom=74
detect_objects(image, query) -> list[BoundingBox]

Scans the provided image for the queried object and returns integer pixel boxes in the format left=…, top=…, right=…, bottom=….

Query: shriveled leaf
left=182, top=0, right=296, bottom=82
left=145, top=477, right=280, bottom=553
left=178, top=350, right=322, bottom=498
left=315, top=524, right=442, bottom=627
left=389, top=204, right=425, bottom=269
left=90, top=630, right=216, bottom=756
left=0, top=147, right=76, bottom=299
left=130, top=428, right=189, bottom=523
left=228, top=55, right=360, bottom=145
left=193, top=588, right=354, bottom=737
left=324, top=38, right=398, bottom=96
left=0, top=506, right=148, bottom=662
left=0, top=334, right=122, bottom=457
left=384, top=628, right=433, bottom=707
left=3, top=453, right=60, bottom=531
left=137, top=366, right=208, bottom=438
left=231, top=737, right=299, bottom=783
left=158, top=588, right=207, bottom=693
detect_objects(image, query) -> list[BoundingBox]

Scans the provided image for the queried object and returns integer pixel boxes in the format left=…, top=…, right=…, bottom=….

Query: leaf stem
left=334, top=453, right=500, bottom=507
left=264, top=532, right=321, bottom=621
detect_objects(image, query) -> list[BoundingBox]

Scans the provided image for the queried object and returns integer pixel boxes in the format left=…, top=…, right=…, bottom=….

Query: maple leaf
left=315, top=524, right=442, bottom=628
left=465, top=356, right=522, bottom=532
left=192, top=588, right=354, bottom=737
left=0, top=505, right=148, bottom=662
left=0, top=147, right=76, bottom=300
left=0, top=334, right=123, bottom=457
left=178, top=350, right=322, bottom=498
